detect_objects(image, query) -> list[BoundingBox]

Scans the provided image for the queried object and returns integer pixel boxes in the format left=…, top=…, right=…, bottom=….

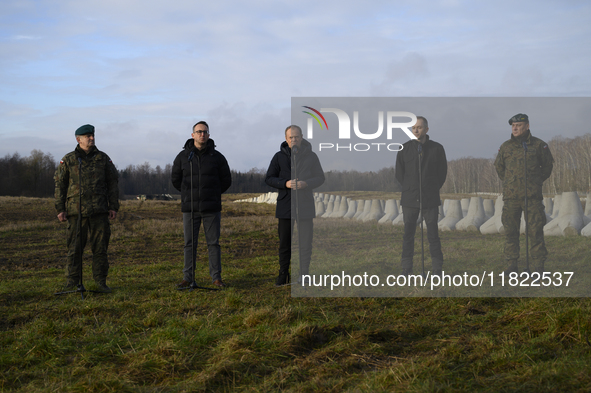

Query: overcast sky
left=1, top=0, right=590, bottom=172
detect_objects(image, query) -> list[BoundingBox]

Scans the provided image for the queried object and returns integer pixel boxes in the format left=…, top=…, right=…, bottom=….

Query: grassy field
left=1, top=195, right=590, bottom=392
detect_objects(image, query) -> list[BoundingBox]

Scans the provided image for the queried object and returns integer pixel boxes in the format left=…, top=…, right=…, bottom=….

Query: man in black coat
left=265, top=125, right=325, bottom=286
left=395, top=116, right=447, bottom=276
left=171, top=121, right=232, bottom=288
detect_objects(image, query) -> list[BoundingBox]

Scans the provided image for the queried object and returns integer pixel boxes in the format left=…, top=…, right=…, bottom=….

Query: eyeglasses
left=193, top=131, right=209, bottom=135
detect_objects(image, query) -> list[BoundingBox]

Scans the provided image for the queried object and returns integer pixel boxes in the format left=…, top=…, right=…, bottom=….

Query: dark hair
left=416, top=116, right=428, bottom=128
left=285, top=125, right=302, bottom=136
left=193, top=121, right=209, bottom=132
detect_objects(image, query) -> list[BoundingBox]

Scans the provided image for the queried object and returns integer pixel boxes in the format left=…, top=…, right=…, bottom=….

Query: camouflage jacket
left=54, top=145, right=120, bottom=217
left=494, top=130, right=553, bottom=201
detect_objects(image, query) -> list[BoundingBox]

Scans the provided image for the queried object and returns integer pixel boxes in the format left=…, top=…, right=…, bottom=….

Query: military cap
left=75, top=124, right=95, bottom=136
left=508, top=113, right=529, bottom=125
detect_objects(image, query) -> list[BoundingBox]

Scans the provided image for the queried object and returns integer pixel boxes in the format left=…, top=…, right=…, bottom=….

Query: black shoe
left=275, top=274, right=290, bottom=286
left=177, top=280, right=192, bottom=288
left=64, top=281, right=78, bottom=290
left=213, top=279, right=227, bottom=288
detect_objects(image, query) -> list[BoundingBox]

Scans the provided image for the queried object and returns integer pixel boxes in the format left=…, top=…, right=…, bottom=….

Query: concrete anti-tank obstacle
left=331, top=197, right=349, bottom=218
left=460, top=198, right=470, bottom=217
left=333, top=195, right=341, bottom=209
left=267, top=192, right=278, bottom=204
left=544, top=191, right=590, bottom=236
left=315, top=200, right=325, bottom=217
left=582, top=221, right=591, bottom=237
left=321, top=195, right=334, bottom=218
left=356, top=200, right=373, bottom=221
left=550, top=194, right=561, bottom=219
left=443, top=199, right=450, bottom=216
left=378, top=199, right=399, bottom=224
left=480, top=195, right=504, bottom=234
left=543, top=197, right=554, bottom=220
left=363, top=199, right=384, bottom=222
left=321, top=199, right=334, bottom=218
left=455, top=196, right=486, bottom=231
left=483, top=199, right=495, bottom=220
left=392, top=205, right=405, bottom=226
left=438, top=199, right=463, bottom=231
left=344, top=200, right=358, bottom=219
left=352, top=200, right=365, bottom=220
left=581, top=194, right=591, bottom=235
left=584, top=193, right=591, bottom=218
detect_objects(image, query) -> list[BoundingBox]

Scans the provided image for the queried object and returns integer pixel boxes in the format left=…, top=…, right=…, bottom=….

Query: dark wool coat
left=265, top=139, right=325, bottom=219
left=171, top=138, right=232, bottom=213
left=395, top=135, right=447, bottom=209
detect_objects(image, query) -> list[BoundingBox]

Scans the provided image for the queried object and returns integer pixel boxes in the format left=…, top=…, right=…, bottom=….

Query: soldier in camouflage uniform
left=494, top=114, right=553, bottom=274
left=54, top=124, right=119, bottom=292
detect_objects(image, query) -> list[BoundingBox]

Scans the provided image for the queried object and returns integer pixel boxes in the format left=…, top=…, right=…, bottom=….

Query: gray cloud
left=1, top=0, right=591, bottom=171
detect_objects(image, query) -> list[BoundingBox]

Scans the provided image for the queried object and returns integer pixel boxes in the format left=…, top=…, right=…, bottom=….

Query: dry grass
left=1, top=195, right=590, bottom=392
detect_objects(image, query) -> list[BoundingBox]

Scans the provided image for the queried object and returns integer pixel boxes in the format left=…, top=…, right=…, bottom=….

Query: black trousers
left=278, top=218, right=314, bottom=279
left=401, top=206, right=443, bottom=269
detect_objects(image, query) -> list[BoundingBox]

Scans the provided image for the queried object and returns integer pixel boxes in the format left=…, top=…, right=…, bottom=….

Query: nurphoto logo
left=302, top=106, right=418, bottom=152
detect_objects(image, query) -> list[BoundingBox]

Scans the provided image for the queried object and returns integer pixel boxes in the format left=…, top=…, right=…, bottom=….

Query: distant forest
left=1, top=134, right=590, bottom=198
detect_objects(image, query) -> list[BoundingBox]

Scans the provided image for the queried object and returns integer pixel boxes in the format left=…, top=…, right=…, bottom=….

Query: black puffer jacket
left=265, top=139, right=325, bottom=219
left=171, top=138, right=232, bottom=213
left=395, top=135, right=447, bottom=209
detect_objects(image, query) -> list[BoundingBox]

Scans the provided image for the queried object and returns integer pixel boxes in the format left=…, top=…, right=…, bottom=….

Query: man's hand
left=109, top=210, right=117, bottom=220
left=286, top=180, right=308, bottom=190
left=57, top=212, right=67, bottom=222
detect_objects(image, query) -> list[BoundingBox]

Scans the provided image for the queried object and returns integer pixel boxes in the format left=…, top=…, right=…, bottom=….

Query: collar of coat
left=184, top=138, right=215, bottom=155
left=280, top=138, right=312, bottom=157
left=510, top=130, right=532, bottom=146
left=75, top=145, right=98, bottom=159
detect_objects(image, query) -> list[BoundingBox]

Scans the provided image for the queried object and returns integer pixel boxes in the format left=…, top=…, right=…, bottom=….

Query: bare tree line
left=441, top=134, right=591, bottom=195
left=1, top=134, right=590, bottom=197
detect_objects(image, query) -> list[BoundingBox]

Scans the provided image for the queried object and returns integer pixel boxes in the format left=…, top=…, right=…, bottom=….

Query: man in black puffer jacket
left=265, top=125, right=325, bottom=286
left=395, top=116, right=447, bottom=276
left=171, top=121, right=232, bottom=288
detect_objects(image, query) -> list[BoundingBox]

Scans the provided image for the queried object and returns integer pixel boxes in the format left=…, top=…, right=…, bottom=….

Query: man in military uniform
left=494, top=114, right=553, bottom=274
left=54, top=124, right=119, bottom=292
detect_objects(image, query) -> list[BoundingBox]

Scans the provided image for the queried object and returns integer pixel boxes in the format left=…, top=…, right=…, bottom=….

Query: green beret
left=508, top=113, right=528, bottom=125
left=75, top=124, right=95, bottom=136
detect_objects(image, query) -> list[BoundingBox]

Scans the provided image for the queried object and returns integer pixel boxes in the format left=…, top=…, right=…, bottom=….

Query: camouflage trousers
left=501, top=199, right=548, bottom=267
left=65, top=213, right=111, bottom=284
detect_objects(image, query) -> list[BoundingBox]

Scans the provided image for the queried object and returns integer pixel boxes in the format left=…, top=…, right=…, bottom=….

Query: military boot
left=401, top=258, right=413, bottom=276
left=532, top=258, right=546, bottom=275
left=431, top=258, right=443, bottom=277
left=502, top=260, right=519, bottom=276
left=96, top=280, right=112, bottom=293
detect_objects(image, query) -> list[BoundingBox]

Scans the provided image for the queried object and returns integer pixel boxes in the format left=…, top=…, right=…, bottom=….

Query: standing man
left=54, top=124, right=119, bottom=292
left=265, top=125, right=325, bottom=286
left=171, top=121, right=232, bottom=288
left=494, top=114, right=553, bottom=274
left=395, top=116, right=447, bottom=276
